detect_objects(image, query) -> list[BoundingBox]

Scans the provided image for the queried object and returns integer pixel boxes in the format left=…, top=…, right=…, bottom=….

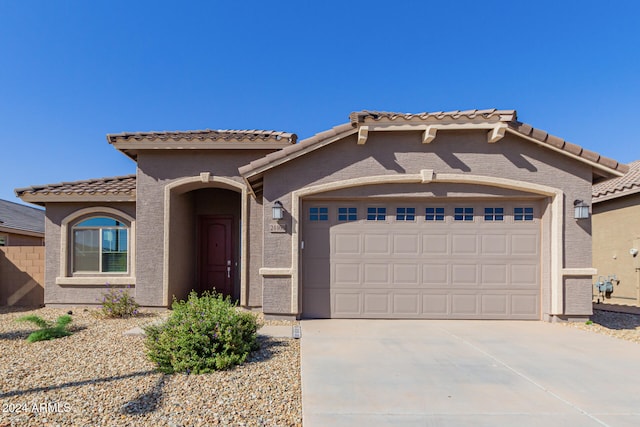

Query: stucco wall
left=261, top=130, right=595, bottom=317
left=592, top=194, right=640, bottom=304
left=43, top=202, right=136, bottom=305
left=136, top=150, right=275, bottom=307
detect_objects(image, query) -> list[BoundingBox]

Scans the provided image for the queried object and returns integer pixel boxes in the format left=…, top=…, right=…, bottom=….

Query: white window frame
left=56, top=207, right=136, bottom=286
left=72, top=217, right=129, bottom=274
left=0, top=234, right=7, bottom=246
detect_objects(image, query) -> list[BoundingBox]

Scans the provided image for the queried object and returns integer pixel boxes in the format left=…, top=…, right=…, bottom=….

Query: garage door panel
left=451, top=264, right=478, bottom=285
left=451, top=294, right=480, bottom=315
left=363, top=293, right=391, bottom=315
left=481, top=294, right=508, bottom=315
left=481, top=264, right=508, bottom=286
left=451, top=234, right=478, bottom=255
left=422, top=234, right=448, bottom=254
left=511, top=233, right=539, bottom=255
left=393, top=234, right=420, bottom=254
left=511, top=294, right=539, bottom=316
left=511, top=264, right=538, bottom=286
left=481, top=234, right=508, bottom=255
left=334, top=233, right=361, bottom=255
left=333, top=263, right=361, bottom=286
left=393, top=293, right=420, bottom=315
left=333, top=292, right=361, bottom=315
left=363, top=263, right=390, bottom=285
left=393, top=263, right=420, bottom=285
left=363, top=234, right=390, bottom=255
left=422, top=294, right=450, bottom=315
left=422, top=264, right=449, bottom=285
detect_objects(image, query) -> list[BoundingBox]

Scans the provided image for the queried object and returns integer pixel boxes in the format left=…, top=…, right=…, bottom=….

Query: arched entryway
left=163, top=176, right=248, bottom=305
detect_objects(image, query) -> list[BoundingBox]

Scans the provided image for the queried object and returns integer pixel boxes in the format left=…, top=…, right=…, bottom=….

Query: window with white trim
left=514, top=207, right=534, bottom=221
left=0, top=235, right=6, bottom=246
left=484, top=207, right=504, bottom=221
left=338, top=207, right=357, bottom=222
left=72, top=217, right=129, bottom=273
left=396, top=207, right=415, bottom=221
left=367, top=207, right=386, bottom=221
left=425, top=207, right=445, bottom=221
left=454, top=207, right=474, bottom=221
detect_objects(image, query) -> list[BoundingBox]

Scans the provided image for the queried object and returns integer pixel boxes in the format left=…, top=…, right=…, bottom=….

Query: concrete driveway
left=300, top=320, right=640, bottom=427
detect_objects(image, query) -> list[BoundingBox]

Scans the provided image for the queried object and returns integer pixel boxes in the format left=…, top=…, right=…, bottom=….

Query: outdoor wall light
left=272, top=201, right=284, bottom=220
left=573, top=199, right=590, bottom=219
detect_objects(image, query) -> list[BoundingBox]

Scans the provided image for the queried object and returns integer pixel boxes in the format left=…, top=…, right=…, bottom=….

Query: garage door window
left=396, top=207, right=415, bottom=221
left=425, top=207, right=445, bottom=221
left=338, top=207, right=357, bottom=222
left=367, top=207, right=386, bottom=221
left=514, top=207, right=534, bottom=221
left=454, top=207, right=474, bottom=221
left=309, top=207, right=329, bottom=221
left=484, top=207, right=504, bottom=221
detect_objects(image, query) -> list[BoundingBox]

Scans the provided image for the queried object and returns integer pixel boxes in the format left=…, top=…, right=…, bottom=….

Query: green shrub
left=17, top=314, right=73, bottom=342
left=585, top=319, right=594, bottom=325
left=144, top=291, right=259, bottom=374
left=101, top=283, right=140, bottom=318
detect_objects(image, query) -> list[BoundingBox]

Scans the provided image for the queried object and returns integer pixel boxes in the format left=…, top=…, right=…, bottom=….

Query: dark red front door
left=199, top=216, right=233, bottom=297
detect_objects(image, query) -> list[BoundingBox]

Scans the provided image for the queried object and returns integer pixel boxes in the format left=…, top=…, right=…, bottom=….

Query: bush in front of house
left=100, top=283, right=140, bottom=318
left=144, top=291, right=259, bottom=374
left=17, top=314, right=73, bottom=342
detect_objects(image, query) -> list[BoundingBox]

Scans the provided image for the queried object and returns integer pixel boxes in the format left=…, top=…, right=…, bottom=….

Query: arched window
left=72, top=217, right=129, bottom=273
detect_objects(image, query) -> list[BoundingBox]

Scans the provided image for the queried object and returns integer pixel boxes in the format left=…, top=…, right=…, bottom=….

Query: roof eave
left=593, top=186, right=640, bottom=204
left=16, top=194, right=136, bottom=205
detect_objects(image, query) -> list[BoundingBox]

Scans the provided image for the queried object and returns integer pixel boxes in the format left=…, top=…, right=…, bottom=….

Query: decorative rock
left=0, top=307, right=302, bottom=426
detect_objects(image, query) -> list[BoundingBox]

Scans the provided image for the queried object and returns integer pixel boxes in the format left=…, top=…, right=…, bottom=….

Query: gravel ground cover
left=0, top=307, right=301, bottom=427
left=558, top=309, right=640, bottom=344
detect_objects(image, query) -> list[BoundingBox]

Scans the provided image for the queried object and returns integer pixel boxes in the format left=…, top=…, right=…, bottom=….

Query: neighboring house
left=592, top=160, right=640, bottom=305
left=0, top=199, right=45, bottom=306
left=15, top=109, right=628, bottom=321
left=0, top=199, right=45, bottom=246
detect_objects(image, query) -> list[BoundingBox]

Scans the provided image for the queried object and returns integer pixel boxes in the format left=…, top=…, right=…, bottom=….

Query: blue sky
left=1, top=0, right=639, bottom=204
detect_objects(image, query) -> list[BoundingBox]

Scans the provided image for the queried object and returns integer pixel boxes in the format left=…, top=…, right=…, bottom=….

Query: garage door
left=302, top=200, right=541, bottom=319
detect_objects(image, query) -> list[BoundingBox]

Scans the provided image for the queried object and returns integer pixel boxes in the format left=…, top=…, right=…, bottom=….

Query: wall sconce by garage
left=573, top=199, right=590, bottom=219
left=272, top=201, right=284, bottom=220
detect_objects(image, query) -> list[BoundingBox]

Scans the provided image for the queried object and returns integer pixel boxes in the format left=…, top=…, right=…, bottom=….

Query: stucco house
left=0, top=199, right=45, bottom=246
left=592, top=160, right=640, bottom=305
left=15, top=109, right=627, bottom=321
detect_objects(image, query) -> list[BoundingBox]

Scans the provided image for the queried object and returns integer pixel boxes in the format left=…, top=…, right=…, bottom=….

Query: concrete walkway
left=301, top=319, right=640, bottom=427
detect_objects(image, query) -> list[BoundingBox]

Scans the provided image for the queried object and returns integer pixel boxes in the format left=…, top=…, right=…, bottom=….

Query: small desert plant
left=144, top=291, right=259, bottom=374
left=17, top=314, right=73, bottom=342
left=585, top=320, right=594, bottom=325
left=100, top=283, right=140, bottom=318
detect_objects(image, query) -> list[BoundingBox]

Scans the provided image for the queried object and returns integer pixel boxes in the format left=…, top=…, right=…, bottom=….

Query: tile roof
left=0, top=199, right=44, bottom=234
left=107, top=129, right=297, bottom=144
left=593, top=160, right=640, bottom=202
left=238, top=123, right=355, bottom=178
left=349, top=109, right=516, bottom=124
left=15, top=175, right=136, bottom=198
left=239, top=109, right=628, bottom=181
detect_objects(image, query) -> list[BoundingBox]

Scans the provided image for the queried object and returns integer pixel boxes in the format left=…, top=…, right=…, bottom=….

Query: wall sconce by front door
left=272, top=201, right=284, bottom=220
left=573, top=199, right=590, bottom=219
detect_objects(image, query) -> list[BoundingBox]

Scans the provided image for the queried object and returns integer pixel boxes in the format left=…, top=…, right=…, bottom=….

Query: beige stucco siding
left=135, top=150, right=273, bottom=307
left=261, top=130, right=594, bottom=318
left=592, top=194, right=640, bottom=303
left=43, top=202, right=136, bottom=305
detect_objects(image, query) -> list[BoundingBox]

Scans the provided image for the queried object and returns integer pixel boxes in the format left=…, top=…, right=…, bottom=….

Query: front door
left=199, top=215, right=234, bottom=297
